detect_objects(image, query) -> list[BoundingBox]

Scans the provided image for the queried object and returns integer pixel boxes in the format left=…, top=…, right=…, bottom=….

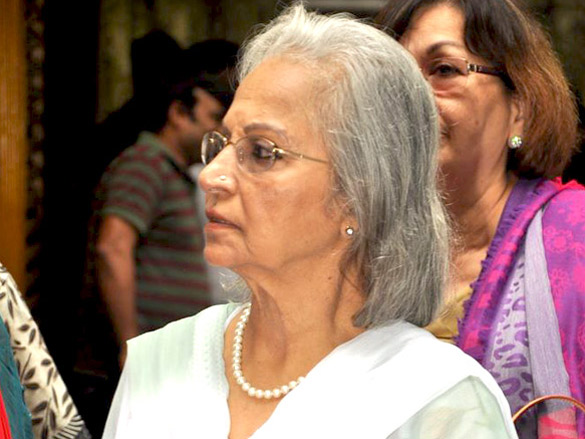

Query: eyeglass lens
left=202, top=132, right=280, bottom=173
left=201, top=131, right=224, bottom=165
left=238, top=137, right=280, bottom=173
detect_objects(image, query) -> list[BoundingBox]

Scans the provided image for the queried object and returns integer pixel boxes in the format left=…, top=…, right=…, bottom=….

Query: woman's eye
left=428, top=60, right=464, bottom=77
left=250, top=143, right=274, bottom=161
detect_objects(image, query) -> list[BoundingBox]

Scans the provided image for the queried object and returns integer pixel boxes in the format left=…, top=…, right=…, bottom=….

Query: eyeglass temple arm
left=275, top=148, right=328, bottom=164
left=468, top=63, right=503, bottom=77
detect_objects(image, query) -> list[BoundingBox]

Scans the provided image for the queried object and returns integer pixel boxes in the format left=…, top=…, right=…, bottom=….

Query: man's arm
left=95, top=215, right=139, bottom=363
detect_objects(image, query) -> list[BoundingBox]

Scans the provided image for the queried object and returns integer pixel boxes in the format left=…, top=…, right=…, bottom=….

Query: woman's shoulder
left=296, top=323, right=514, bottom=438
left=391, top=325, right=513, bottom=423
left=126, top=303, right=240, bottom=383
left=545, top=179, right=585, bottom=212
left=539, top=180, right=585, bottom=256
left=538, top=178, right=585, bottom=222
left=396, top=324, right=494, bottom=373
left=129, top=303, right=239, bottom=353
left=354, top=322, right=504, bottom=394
left=103, top=303, right=242, bottom=438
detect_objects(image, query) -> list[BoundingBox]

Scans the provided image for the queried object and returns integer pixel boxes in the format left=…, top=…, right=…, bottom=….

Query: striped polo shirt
left=95, top=132, right=209, bottom=332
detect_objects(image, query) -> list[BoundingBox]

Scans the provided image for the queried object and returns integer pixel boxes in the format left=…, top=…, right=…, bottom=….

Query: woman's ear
left=509, top=95, right=525, bottom=137
left=340, top=201, right=358, bottom=238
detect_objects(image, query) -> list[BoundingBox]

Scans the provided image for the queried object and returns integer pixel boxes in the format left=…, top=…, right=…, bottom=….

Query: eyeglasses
left=420, top=56, right=507, bottom=94
left=201, top=130, right=328, bottom=173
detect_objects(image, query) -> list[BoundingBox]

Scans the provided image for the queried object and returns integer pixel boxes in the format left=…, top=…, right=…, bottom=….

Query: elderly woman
left=378, top=0, right=585, bottom=437
left=102, top=5, right=518, bottom=439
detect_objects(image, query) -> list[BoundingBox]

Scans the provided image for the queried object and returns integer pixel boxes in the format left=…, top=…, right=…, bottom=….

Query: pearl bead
left=232, top=303, right=305, bottom=400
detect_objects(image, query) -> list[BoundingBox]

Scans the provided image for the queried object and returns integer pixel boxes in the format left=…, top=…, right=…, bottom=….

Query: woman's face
left=400, top=3, right=524, bottom=192
left=199, top=58, right=351, bottom=279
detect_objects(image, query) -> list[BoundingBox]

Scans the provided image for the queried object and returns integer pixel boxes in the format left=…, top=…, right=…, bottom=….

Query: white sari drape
left=103, top=304, right=518, bottom=439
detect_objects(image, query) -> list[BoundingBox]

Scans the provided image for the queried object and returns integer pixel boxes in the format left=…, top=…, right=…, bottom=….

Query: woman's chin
left=203, top=247, right=236, bottom=268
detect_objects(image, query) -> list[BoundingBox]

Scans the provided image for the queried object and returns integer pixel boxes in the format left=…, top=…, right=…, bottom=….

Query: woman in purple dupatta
left=378, top=0, right=585, bottom=437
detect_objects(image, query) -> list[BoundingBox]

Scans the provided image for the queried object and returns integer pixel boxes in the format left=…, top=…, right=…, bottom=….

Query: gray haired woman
left=102, top=5, right=518, bottom=438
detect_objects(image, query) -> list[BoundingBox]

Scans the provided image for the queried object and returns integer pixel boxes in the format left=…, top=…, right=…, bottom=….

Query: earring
left=219, top=175, right=227, bottom=181
left=508, top=135, right=523, bottom=150
left=345, top=226, right=355, bottom=237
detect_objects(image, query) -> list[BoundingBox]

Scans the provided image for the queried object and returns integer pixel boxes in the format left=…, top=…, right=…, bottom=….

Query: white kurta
left=103, top=303, right=518, bottom=439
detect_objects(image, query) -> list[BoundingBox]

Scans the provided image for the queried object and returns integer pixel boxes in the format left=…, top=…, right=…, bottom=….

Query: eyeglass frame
left=201, top=130, right=328, bottom=172
left=420, top=56, right=513, bottom=92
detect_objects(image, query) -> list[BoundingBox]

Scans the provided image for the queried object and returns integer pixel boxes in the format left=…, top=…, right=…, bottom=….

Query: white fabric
left=103, top=303, right=518, bottom=439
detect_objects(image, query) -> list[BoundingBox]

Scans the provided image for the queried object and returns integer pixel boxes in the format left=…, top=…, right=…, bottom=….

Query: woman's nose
left=198, top=146, right=237, bottom=194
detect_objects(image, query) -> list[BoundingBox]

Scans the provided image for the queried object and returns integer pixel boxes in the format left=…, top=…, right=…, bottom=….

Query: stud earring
left=345, top=226, right=355, bottom=237
left=219, top=175, right=227, bottom=181
left=508, top=135, right=523, bottom=150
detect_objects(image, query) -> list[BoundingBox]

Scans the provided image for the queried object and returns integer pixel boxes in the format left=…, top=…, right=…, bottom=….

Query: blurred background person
left=86, top=30, right=185, bottom=197
left=89, top=37, right=239, bottom=356
left=89, top=75, right=222, bottom=359
left=103, top=5, right=518, bottom=438
left=378, top=0, right=585, bottom=437
left=81, top=73, right=222, bottom=435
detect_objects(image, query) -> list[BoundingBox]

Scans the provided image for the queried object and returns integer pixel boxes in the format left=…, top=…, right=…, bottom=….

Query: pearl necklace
left=232, top=303, right=305, bottom=399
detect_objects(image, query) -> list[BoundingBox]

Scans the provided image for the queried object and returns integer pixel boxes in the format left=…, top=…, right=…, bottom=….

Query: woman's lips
left=205, top=211, right=239, bottom=230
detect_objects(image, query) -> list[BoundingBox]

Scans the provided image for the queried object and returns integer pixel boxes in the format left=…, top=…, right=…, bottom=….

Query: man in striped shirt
left=93, top=79, right=224, bottom=364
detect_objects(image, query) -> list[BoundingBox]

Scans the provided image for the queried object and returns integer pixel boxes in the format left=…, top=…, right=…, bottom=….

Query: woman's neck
left=442, top=172, right=517, bottom=296
left=224, top=265, right=365, bottom=439
left=240, top=266, right=365, bottom=382
left=446, top=172, right=517, bottom=252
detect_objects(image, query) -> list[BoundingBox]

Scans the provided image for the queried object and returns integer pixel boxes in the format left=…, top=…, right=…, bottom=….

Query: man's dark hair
left=140, top=38, right=240, bottom=133
left=131, top=29, right=183, bottom=97
left=143, top=78, right=198, bottom=133
left=186, top=39, right=239, bottom=109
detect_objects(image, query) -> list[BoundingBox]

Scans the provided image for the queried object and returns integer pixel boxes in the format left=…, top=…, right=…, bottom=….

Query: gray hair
left=235, top=3, right=448, bottom=327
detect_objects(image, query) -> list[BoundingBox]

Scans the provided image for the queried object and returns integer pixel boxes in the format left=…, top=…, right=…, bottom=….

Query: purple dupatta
left=457, top=178, right=585, bottom=438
